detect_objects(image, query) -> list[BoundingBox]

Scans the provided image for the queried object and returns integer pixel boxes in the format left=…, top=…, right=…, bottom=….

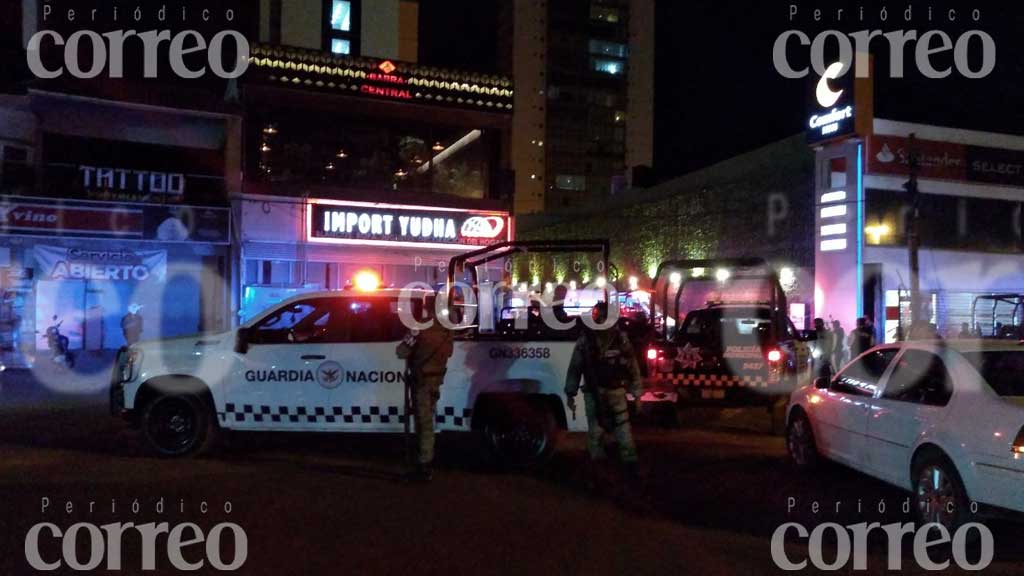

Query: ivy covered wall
left=516, top=135, right=816, bottom=287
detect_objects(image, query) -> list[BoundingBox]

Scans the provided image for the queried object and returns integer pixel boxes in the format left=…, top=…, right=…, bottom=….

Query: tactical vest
left=583, top=329, right=632, bottom=391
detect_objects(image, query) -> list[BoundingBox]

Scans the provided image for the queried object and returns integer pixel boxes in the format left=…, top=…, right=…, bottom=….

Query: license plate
left=701, top=389, right=726, bottom=400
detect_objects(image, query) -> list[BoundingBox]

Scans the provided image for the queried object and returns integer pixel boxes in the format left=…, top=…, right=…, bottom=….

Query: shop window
left=827, top=157, right=847, bottom=189
left=588, top=39, right=628, bottom=59
left=590, top=5, right=621, bottom=23
left=252, top=115, right=495, bottom=200
left=0, top=143, right=32, bottom=190
left=591, top=58, right=625, bottom=76
left=324, top=0, right=359, bottom=55
left=244, top=260, right=260, bottom=286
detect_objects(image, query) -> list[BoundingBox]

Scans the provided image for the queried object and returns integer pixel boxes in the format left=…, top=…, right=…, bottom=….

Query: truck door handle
left=301, top=355, right=326, bottom=360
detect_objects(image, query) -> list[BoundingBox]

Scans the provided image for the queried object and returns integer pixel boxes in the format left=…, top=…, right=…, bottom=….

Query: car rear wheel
left=482, top=399, right=557, bottom=469
left=141, top=394, right=213, bottom=457
left=912, top=454, right=970, bottom=532
left=786, top=411, right=819, bottom=470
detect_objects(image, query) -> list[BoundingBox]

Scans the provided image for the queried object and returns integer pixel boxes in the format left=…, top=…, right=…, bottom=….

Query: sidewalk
left=1, top=349, right=116, bottom=408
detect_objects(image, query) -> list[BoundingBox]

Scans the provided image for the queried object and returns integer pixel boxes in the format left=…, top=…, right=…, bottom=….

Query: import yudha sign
left=307, top=200, right=511, bottom=249
left=869, top=135, right=1024, bottom=187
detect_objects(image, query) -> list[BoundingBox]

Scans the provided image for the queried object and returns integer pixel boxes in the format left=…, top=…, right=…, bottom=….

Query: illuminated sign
left=807, top=62, right=855, bottom=144
left=360, top=84, right=412, bottom=99
left=307, top=200, right=511, bottom=250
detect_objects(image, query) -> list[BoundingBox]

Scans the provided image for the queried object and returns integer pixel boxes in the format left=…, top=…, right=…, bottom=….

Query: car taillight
left=1013, top=426, right=1024, bottom=455
left=647, top=348, right=658, bottom=361
left=767, top=349, right=782, bottom=363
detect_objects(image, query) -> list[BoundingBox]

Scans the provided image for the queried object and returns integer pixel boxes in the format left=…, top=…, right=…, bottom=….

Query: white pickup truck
left=111, top=241, right=612, bottom=466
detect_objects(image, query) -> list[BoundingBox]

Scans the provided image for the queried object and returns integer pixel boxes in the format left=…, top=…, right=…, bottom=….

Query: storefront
left=236, top=194, right=511, bottom=322
left=0, top=197, right=231, bottom=367
left=811, top=65, right=1024, bottom=341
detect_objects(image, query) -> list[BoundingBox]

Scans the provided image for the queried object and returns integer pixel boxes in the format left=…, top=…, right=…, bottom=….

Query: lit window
left=590, top=5, right=620, bottom=22
left=591, top=58, right=624, bottom=76
left=331, top=0, right=352, bottom=31
left=588, top=39, right=628, bottom=58
left=331, top=38, right=351, bottom=55
left=325, top=0, right=357, bottom=55
left=556, top=175, right=586, bottom=191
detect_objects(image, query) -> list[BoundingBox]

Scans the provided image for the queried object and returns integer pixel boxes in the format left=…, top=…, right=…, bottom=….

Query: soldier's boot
left=414, top=462, right=434, bottom=483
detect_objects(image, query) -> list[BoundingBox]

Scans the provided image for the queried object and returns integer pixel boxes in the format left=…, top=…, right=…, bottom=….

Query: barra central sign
left=307, top=200, right=510, bottom=249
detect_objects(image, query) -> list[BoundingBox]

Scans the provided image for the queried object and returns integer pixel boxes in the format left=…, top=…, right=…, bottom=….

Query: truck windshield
left=676, top=307, right=772, bottom=348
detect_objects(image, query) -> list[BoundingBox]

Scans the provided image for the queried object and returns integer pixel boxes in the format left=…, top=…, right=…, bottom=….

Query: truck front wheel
left=141, top=394, right=214, bottom=457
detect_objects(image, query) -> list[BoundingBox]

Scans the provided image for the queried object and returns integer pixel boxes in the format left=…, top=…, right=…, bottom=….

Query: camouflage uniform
left=564, top=327, right=643, bottom=463
left=397, top=321, right=453, bottom=465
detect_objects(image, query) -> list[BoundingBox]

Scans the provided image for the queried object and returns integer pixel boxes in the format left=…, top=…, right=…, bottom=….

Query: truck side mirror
left=814, top=376, right=830, bottom=390
left=235, top=328, right=250, bottom=354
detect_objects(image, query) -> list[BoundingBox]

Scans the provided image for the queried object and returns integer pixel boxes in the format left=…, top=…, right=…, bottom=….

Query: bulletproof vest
left=583, top=328, right=632, bottom=390
left=414, top=324, right=454, bottom=376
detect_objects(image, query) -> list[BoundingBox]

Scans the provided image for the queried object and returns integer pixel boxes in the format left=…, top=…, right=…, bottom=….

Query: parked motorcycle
left=43, top=315, right=75, bottom=369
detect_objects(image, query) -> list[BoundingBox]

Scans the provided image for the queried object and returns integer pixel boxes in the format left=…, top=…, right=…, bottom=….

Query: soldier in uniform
left=564, top=302, right=644, bottom=485
left=396, top=299, right=454, bottom=482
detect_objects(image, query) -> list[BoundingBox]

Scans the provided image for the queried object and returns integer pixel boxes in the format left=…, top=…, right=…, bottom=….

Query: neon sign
left=360, top=85, right=412, bottom=99
left=306, top=199, right=511, bottom=250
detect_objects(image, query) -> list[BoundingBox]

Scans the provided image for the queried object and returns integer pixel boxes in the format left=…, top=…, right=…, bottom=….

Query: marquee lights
left=820, top=191, right=847, bottom=204
left=820, top=205, right=847, bottom=219
left=820, top=238, right=848, bottom=252
left=820, top=223, right=847, bottom=237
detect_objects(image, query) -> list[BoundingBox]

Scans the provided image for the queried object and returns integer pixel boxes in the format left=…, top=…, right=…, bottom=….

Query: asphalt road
left=1, top=390, right=1022, bottom=575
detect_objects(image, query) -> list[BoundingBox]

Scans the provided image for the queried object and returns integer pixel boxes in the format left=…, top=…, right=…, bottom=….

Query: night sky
left=419, top=1, right=1024, bottom=181
left=657, top=0, right=1024, bottom=176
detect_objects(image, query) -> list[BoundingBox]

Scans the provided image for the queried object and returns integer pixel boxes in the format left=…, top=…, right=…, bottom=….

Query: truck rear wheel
left=481, top=398, right=557, bottom=469
left=141, top=394, right=215, bottom=457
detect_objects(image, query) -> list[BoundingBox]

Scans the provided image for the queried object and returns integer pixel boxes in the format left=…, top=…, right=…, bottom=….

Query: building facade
left=236, top=0, right=515, bottom=321
left=1, top=2, right=245, bottom=370
left=810, top=66, right=1024, bottom=342
left=503, top=0, right=655, bottom=214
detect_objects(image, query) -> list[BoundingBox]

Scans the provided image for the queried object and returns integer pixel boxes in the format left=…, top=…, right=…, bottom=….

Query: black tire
left=912, top=453, right=971, bottom=532
left=786, top=410, right=819, bottom=470
left=481, top=399, right=558, bottom=469
left=141, top=394, right=214, bottom=457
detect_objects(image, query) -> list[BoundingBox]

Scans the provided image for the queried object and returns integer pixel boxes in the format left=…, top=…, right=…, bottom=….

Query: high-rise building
left=502, top=0, right=655, bottom=214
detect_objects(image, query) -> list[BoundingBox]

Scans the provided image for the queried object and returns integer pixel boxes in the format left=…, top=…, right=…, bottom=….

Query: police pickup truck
left=642, top=259, right=812, bottom=418
left=111, top=241, right=611, bottom=466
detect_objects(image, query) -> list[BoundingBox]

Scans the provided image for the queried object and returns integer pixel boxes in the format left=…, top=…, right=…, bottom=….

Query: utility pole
left=904, top=133, right=922, bottom=339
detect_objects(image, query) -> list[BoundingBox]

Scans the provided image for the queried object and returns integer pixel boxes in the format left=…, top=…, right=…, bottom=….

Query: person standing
left=813, top=318, right=833, bottom=379
left=121, top=304, right=144, bottom=345
left=848, top=317, right=876, bottom=358
left=564, top=302, right=644, bottom=485
left=958, top=323, right=973, bottom=339
left=830, top=319, right=846, bottom=369
left=396, top=301, right=454, bottom=482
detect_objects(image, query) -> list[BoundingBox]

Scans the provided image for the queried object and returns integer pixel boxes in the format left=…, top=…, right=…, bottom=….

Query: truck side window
left=251, top=300, right=332, bottom=344
left=334, top=298, right=407, bottom=343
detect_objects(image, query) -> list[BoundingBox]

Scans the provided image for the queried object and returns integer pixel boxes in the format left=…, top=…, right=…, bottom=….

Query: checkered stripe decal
left=218, top=404, right=474, bottom=427
left=651, top=373, right=768, bottom=388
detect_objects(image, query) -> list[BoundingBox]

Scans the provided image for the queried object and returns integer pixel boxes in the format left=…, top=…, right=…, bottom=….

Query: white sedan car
left=787, top=340, right=1024, bottom=529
